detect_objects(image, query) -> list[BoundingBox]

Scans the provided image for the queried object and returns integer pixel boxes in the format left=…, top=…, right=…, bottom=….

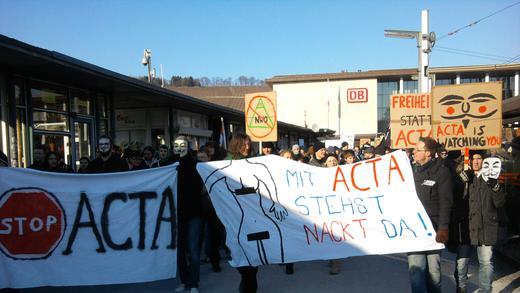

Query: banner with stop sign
left=0, top=165, right=178, bottom=289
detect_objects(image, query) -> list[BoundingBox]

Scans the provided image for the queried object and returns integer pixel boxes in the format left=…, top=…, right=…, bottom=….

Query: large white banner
left=0, top=165, right=178, bottom=289
left=197, top=150, right=443, bottom=267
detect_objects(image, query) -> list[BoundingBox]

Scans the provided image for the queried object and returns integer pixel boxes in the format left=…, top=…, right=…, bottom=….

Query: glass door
left=73, top=118, right=94, bottom=171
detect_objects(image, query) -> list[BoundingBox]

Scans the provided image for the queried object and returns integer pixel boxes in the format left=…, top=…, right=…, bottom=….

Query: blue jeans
left=454, top=244, right=472, bottom=289
left=476, top=245, right=493, bottom=293
left=408, top=250, right=442, bottom=293
left=177, top=216, right=203, bottom=289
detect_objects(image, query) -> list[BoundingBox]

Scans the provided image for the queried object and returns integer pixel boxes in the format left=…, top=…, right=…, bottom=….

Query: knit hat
left=313, top=141, right=325, bottom=151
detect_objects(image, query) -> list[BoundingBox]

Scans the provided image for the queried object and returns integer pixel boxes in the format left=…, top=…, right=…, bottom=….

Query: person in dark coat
left=408, top=137, right=453, bottom=293
left=308, top=141, right=326, bottom=167
left=77, top=157, right=90, bottom=173
left=444, top=150, right=471, bottom=293
left=28, top=145, right=46, bottom=170
left=87, top=135, right=128, bottom=173
left=175, top=136, right=205, bottom=293
left=157, top=144, right=174, bottom=166
left=200, top=141, right=226, bottom=273
left=41, top=151, right=73, bottom=173
left=460, top=151, right=506, bottom=293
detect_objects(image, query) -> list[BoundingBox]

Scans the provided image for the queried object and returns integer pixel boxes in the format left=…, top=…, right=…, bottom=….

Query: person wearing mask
left=175, top=136, right=205, bottom=293
left=308, top=142, right=326, bottom=167
left=291, top=144, right=303, bottom=161
left=87, top=135, right=128, bottom=173
left=408, top=137, right=453, bottom=293
left=458, top=151, right=506, bottom=293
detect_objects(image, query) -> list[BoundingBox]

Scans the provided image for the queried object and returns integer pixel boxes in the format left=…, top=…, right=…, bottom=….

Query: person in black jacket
left=87, top=135, right=128, bottom=173
left=444, top=150, right=471, bottom=293
left=459, top=151, right=506, bottom=293
left=28, top=145, right=46, bottom=170
left=408, top=137, right=453, bottom=293
left=175, top=136, right=205, bottom=293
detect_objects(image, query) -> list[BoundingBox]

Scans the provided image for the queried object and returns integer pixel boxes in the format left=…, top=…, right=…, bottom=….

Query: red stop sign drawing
left=0, top=188, right=66, bottom=260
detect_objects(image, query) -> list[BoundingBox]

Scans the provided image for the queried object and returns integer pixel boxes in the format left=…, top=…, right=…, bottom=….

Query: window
left=33, top=111, right=69, bottom=131
left=435, top=78, right=454, bottom=86
left=460, top=77, right=483, bottom=84
left=377, top=81, right=398, bottom=132
left=402, top=80, right=418, bottom=94
left=490, top=75, right=515, bottom=100
left=96, top=96, right=109, bottom=136
left=30, top=83, right=68, bottom=111
left=71, top=91, right=93, bottom=115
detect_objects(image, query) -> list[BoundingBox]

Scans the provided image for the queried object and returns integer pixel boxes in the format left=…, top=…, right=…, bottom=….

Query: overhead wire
left=437, top=1, right=520, bottom=41
left=434, top=48, right=512, bottom=62
left=435, top=46, right=513, bottom=60
left=503, top=54, right=520, bottom=64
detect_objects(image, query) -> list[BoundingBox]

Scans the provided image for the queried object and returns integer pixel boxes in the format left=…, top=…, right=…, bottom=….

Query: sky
left=0, top=0, right=519, bottom=80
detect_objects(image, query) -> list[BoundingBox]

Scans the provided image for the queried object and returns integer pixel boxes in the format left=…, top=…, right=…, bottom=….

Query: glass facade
left=377, top=81, right=398, bottom=133
left=402, top=80, right=418, bottom=93
left=460, top=77, right=484, bottom=84
left=435, top=78, right=455, bottom=86
left=6, top=78, right=103, bottom=170
left=490, top=75, right=515, bottom=100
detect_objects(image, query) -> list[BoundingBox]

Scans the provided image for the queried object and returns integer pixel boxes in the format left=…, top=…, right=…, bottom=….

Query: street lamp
left=141, top=49, right=153, bottom=83
left=384, top=10, right=435, bottom=93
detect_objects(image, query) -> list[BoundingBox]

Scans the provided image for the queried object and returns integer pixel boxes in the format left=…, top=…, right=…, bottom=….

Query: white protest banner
left=197, top=151, right=443, bottom=267
left=0, top=165, right=178, bottom=289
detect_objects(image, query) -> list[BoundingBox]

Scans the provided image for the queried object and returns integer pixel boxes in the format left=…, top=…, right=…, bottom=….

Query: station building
left=0, top=35, right=314, bottom=169
left=266, top=64, right=520, bottom=144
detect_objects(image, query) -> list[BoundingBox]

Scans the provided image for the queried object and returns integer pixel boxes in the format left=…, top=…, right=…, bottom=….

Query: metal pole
left=420, top=10, right=430, bottom=93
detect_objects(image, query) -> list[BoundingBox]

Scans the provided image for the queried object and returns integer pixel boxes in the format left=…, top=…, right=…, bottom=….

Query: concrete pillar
left=399, top=78, right=404, bottom=94
left=456, top=75, right=461, bottom=85
left=515, top=72, right=519, bottom=96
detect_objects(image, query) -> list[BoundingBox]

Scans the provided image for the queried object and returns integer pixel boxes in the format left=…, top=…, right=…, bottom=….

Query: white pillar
left=515, top=72, right=519, bottom=96
left=485, top=73, right=490, bottom=83
left=399, top=78, right=404, bottom=94
left=456, top=75, right=461, bottom=84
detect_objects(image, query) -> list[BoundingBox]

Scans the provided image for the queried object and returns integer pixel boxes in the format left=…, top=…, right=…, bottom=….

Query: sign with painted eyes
left=432, top=82, right=502, bottom=150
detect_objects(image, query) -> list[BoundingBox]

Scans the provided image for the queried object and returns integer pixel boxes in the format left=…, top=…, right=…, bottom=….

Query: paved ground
left=21, top=250, right=519, bottom=293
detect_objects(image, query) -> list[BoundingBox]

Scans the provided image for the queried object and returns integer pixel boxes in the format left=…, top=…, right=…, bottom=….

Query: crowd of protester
left=0, top=131, right=518, bottom=293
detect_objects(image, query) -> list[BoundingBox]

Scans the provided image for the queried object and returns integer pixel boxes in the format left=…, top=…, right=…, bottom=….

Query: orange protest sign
left=432, top=82, right=502, bottom=150
left=390, top=93, right=432, bottom=149
left=245, top=92, right=278, bottom=142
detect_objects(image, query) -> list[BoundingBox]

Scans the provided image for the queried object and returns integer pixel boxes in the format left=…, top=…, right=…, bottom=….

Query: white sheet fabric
left=197, top=150, right=444, bottom=267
